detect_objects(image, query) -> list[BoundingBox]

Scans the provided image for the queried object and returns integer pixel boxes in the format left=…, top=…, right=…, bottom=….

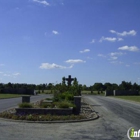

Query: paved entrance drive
left=0, top=95, right=140, bottom=140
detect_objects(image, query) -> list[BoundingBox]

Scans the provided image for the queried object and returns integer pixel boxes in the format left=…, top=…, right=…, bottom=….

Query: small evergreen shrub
left=18, top=103, right=33, bottom=108
left=58, top=101, right=75, bottom=108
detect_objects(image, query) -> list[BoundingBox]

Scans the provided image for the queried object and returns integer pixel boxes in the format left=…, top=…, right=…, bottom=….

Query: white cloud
left=98, top=54, right=106, bottom=57
left=3, top=72, right=21, bottom=77
left=3, top=74, right=11, bottom=77
left=87, top=56, right=93, bottom=59
left=52, top=30, right=59, bottom=35
left=110, top=30, right=116, bottom=34
left=99, top=36, right=117, bottom=42
left=0, top=64, right=4, bottom=66
left=126, top=64, right=130, bottom=67
left=90, top=39, right=95, bottom=43
left=118, top=46, right=139, bottom=52
left=32, top=0, right=50, bottom=6
left=65, top=59, right=86, bottom=64
left=110, top=30, right=137, bottom=36
left=13, top=73, right=20, bottom=76
left=110, top=52, right=125, bottom=56
left=111, top=56, right=118, bottom=60
left=118, top=38, right=123, bottom=41
left=110, top=61, right=123, bottom=64
left=109, top=52, right=125, bottom=60
left=134, top=62, right=140, bottom=65
left=39, top=63, right=73, bottom=69
left=80, top=49, right=90, bottom=53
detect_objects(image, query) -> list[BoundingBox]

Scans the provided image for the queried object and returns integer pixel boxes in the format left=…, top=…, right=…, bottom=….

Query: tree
left=119, top=81, right=132, bottom=90
left=82, top=85, right=87, bottom=90
left=62, top=77, right=66, bottom=85
left=132, top=82, right=139, bottom=90
left=7, top=82, right=13, bottom=88
left=93, top=83, right=104, bottom=91
left=104, top=83, right=112, bottom=90
left=112, top=83, right=119, bottom=90
left=47, top=83, right=53, bottom=90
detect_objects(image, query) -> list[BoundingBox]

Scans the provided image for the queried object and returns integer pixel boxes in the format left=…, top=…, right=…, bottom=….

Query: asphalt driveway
left=0, top=95, right=140, bottom=140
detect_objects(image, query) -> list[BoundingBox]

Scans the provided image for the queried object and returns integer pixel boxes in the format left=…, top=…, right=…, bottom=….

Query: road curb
left=0, top=113, right=99, bottom=124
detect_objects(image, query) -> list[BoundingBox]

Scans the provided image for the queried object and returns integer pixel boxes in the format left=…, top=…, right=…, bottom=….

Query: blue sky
left=0, top=0, right=140, bottom=86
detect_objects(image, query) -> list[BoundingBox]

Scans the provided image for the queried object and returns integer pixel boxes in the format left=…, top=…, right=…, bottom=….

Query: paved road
left=0, top=94, right=52, bottom=113
left=0, top=95, right=140, bottom=140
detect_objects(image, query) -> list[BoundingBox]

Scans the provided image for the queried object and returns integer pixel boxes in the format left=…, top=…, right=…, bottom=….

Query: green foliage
left=119, top=81, right=132, bottom=90
left=0, top=111, right=86, bottom=121
left=53, top=92, right=74, bottom=102
left=65, top=93, right=74, bottom=101
left=18, top=103, right=33, bottom=108
left=40, top=102, right=54, bottom=108
left=57, top=101, right=76, bottom=108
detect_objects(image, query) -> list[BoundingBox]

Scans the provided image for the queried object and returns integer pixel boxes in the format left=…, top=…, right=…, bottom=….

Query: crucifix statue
left=65, top=75, right=74, bottom=86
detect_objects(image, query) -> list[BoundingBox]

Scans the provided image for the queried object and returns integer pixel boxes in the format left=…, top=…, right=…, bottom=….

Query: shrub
left=65, top=94, right=74, bottom=101
left=58, top=101, right=75, bottom=108
left=18, top=103, right=33, bottom=108
left=53, top=92, right=74, bottom=102
left=40, top=103, right=55, bottom=108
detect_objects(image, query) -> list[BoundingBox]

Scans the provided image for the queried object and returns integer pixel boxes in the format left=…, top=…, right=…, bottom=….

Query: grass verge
left=0, top=94, right=22, bottom=99
left=113, top=96, right=140, bottom=103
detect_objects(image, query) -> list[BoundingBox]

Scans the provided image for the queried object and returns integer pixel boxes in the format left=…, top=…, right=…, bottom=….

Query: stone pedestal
left=73, top=96, right=81, bottom=115
left=22, top=95, right=30, bottom=103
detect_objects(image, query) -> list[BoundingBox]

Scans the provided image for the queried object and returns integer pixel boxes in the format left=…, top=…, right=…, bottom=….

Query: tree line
left=87, top=81, right=140, bottom=91
left=0, top=81, right=140, bottom=93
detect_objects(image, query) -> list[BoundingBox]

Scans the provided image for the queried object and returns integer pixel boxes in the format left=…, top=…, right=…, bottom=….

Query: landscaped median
left=0, top=76, right=99, bottom=122
left=0, top=99, right=99, bottom=123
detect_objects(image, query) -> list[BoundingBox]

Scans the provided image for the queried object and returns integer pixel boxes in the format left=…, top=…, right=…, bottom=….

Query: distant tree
left=93, top=83, right=104, bottom=91
left=112, top=83, right=119, bottom=90
left=47, top=83, right=53, bottom=90
left=82, top=85, right=87, bottom=90
left=119, top=81, right=132, bottom=90
left=132, top=82, right=139, bottom=90
left=104, top=83, right=112, bottom=90
left=62, top=77, right=66, bottom=85
left=7, top=82, right=13, bottom=88
left=89, top=86, right=93, bottom=93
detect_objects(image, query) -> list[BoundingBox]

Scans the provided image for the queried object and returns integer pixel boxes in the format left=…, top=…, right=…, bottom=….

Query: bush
left=18, top=103, right=33, bottom=108
left=65, top=94, right=74, bottom=101
left=53, top=92, right=74, bottom=102
left=40, top=103, right=55, bottom=108
left=58, top=101, right=75, bottom=108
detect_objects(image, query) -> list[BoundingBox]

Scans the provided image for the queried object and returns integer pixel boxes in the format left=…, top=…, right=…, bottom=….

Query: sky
left=0, top=0, right=140, bottom=86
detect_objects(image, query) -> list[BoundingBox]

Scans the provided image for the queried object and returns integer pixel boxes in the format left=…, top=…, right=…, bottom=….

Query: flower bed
left=15, top=108, right=73, bottom=115
left=0, top=108, right=86, bottom=121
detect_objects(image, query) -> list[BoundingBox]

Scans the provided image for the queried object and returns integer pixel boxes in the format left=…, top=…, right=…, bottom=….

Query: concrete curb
left=0, top=113, right=99, bottom=124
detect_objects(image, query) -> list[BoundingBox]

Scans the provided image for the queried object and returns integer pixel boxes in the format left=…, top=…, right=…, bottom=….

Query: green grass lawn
left=0, top=94, right=22, bottom=99
left=113, top=96, right=140, bottom=103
